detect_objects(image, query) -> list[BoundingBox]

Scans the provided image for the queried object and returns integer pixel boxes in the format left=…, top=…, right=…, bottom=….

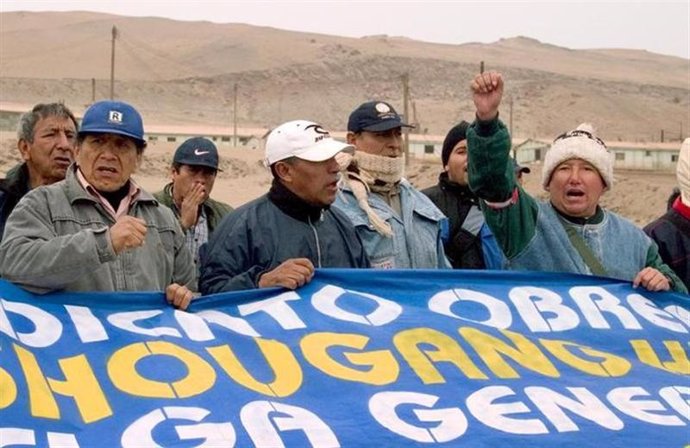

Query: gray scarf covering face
left=340, top=152, right=405, bottom=237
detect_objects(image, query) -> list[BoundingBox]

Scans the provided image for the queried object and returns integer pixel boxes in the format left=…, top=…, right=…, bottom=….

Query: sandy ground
left=0, top=135, right=677, bottom=227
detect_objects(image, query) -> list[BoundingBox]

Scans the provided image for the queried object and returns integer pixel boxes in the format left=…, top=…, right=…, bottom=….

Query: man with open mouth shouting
left=466, top=70, right=686, bottom=294
left=0, top=100, right=196, bottom=309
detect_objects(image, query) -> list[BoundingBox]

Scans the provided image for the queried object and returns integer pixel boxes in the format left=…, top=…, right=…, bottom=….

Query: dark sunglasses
left=553, top=129, right=607, bottom=149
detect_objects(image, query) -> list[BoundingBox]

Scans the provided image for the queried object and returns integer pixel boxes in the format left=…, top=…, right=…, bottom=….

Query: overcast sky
left=2, top=1, right=689, bottom=59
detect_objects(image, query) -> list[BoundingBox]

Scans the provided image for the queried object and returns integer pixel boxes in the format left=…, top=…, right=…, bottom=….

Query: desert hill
left=1, top=10, right=688, bottom=141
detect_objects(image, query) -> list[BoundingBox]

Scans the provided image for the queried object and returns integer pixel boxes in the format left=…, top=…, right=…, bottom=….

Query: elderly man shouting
left=0, top=100, right=196, bottom=309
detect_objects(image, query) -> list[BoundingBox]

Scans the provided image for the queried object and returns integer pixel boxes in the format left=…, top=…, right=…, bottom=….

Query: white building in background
left=0, top=102, right=683, bottom=170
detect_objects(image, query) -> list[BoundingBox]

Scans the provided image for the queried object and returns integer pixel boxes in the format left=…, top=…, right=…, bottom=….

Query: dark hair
left=77, top=133, right=146, bottom=154
left=667, top=187, right=681, bottom=210
left=441, top=121, right=470, bottom=167
left=17, top=102, right=78, bottom=143
left=270, top=156, right=297, bottom=179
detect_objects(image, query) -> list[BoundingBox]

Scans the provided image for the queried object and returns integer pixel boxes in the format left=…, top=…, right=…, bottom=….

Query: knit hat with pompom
left=541, top=123, right=613, bottom=191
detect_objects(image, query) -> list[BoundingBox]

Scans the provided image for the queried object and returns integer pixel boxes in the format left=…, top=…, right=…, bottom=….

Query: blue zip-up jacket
left=466, top=117, right=686, bottom=294
left=334, top=179, right=451, bottom=269
left=199, top=180, right=370, bottom=294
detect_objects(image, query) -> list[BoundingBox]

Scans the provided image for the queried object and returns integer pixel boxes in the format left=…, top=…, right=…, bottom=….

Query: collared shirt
left=76, top=168, right=140, bottom=219
left=185, top=207, right=209, bottom=267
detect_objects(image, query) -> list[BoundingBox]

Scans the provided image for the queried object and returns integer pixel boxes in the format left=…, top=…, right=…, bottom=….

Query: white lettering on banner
left=607, top=387, right=686, bottom=426
left=466, top=386, right=548, bottom=434
left=524, top=386, right=623, bottom=431
left=239, top=291, right=307, bottom=330
left=369, top=385, right=689, bottom=443
left=663, top=305, right=690, bottom=328
left=240, top=401, right=339, bottom=448
left=46, top=432, right=79, bottom=448
left=368, top=391, right=468, bottom=443
left=428, top=289, right=512, bottom=329
left=570, top=287, right=643, bottom=330
left=0, top=299, right=62, bottom=348
left=0, top=428, right=34, bottom=447
left=509, top=287, right=580, bottom=332
left=65, top=306, right=108, bottom=343
left=107, top=311, right=182, bottom=338
left=121, top=406, right=235, bottom=447
left=174, top=310, right=216, bottom=342
left=1, top=283, right=688, bottom=350
left=627, top=294, right=689, bottom=333
left=658, top=386, right=690, bottom=420
left=194, top=310, right=260, bottom=338
left=0, top=429, right=78, bottom=448
left=311, top=285, right=402, bottom=326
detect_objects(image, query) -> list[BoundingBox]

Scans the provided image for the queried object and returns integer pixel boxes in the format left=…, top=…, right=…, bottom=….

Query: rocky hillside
left=1, top=11, right=688, bottom=141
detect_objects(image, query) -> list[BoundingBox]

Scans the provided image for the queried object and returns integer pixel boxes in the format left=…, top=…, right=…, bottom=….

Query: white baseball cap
left=265, top=120, right=354, bottom=166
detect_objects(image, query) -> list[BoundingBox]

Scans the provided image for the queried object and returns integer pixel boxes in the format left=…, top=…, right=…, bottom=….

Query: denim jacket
left=334, top=179, right=451, bottom=269
left=0, top=166, right=195, bottom=294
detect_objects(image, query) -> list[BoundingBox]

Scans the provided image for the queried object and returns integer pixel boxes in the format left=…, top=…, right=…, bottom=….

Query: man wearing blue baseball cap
left=0, top=100, right=196, bottom=308
left=154, top=137, right=233, bottom=277
left=333, top=100, right=451, bottom=269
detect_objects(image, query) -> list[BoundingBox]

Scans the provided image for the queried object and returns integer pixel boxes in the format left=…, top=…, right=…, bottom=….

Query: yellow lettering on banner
left=459, top=328, right=559, bottom=379
left=207, top=339, right=302, bottom=397
left=301, top=332, right=399, bottom=385
left=630, top=339, right=690, bottom=374
left=0, top=366, right=17, bottom=409
left=46, top=354, right=112, bottom=423
left=108, top=341, right=216, bottom=398
left=540, top=339, right=631, bottom=377
left=14, top=344, right=59, bottom=419
left=393, top=327, right=488, bottom=384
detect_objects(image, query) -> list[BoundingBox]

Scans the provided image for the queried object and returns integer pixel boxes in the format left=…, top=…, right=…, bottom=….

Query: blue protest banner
left=1, top=269, right=688, bottom=447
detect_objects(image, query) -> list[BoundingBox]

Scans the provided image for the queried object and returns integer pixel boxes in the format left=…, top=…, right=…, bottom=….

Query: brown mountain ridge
left=1, top=10, right=688, bottom=141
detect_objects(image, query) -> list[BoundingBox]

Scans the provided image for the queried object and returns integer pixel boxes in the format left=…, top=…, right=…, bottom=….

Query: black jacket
left=422, top=172, right=487, bottom=269
left=199, top=179, right=370, bottom=294
left=644, top=207, right=690, bottom=290
left=0, top=163, right=31, bottom=241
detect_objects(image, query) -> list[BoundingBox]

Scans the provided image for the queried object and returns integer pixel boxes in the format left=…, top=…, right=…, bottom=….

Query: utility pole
left=661, top=129, right=665, bottom=143
left=233, top=83, right=238, bottom=147
left=110, top=26, right=118, bottom=100
left=402, top=72, right=410, bottom=166
left=91, top=78, right=96, bottom=104
left=509, top=95, right=515, bottom=158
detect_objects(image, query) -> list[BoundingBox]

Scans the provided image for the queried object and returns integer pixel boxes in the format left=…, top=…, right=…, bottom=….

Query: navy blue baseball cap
left=347, top=101, right=414, bottom=133
left=79, top=100, right=146, bottom=146
left=173, top=137, right=221, bottom=171
left=512, top=158, right=531, bottom=175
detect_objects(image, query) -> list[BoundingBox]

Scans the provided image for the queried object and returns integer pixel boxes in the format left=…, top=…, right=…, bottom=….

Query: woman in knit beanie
left=465, top=69, right=686, bottom=294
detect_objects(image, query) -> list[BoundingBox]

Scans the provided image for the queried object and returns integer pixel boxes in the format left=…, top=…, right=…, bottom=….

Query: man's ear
left=274, top=161, right=293, bottom=183
left=346, top=132, right=357, bottom=145
left=17, top=139, right=31, bottom=162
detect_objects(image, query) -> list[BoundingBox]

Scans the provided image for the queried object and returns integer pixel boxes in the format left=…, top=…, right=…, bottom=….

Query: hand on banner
left=632, top=267, right=671, bottom=292
left=258, top=258, right=315, bottom=290
left=166, top=283, right=194, bottom=310
left=471, top=71, right=503, bottom=122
